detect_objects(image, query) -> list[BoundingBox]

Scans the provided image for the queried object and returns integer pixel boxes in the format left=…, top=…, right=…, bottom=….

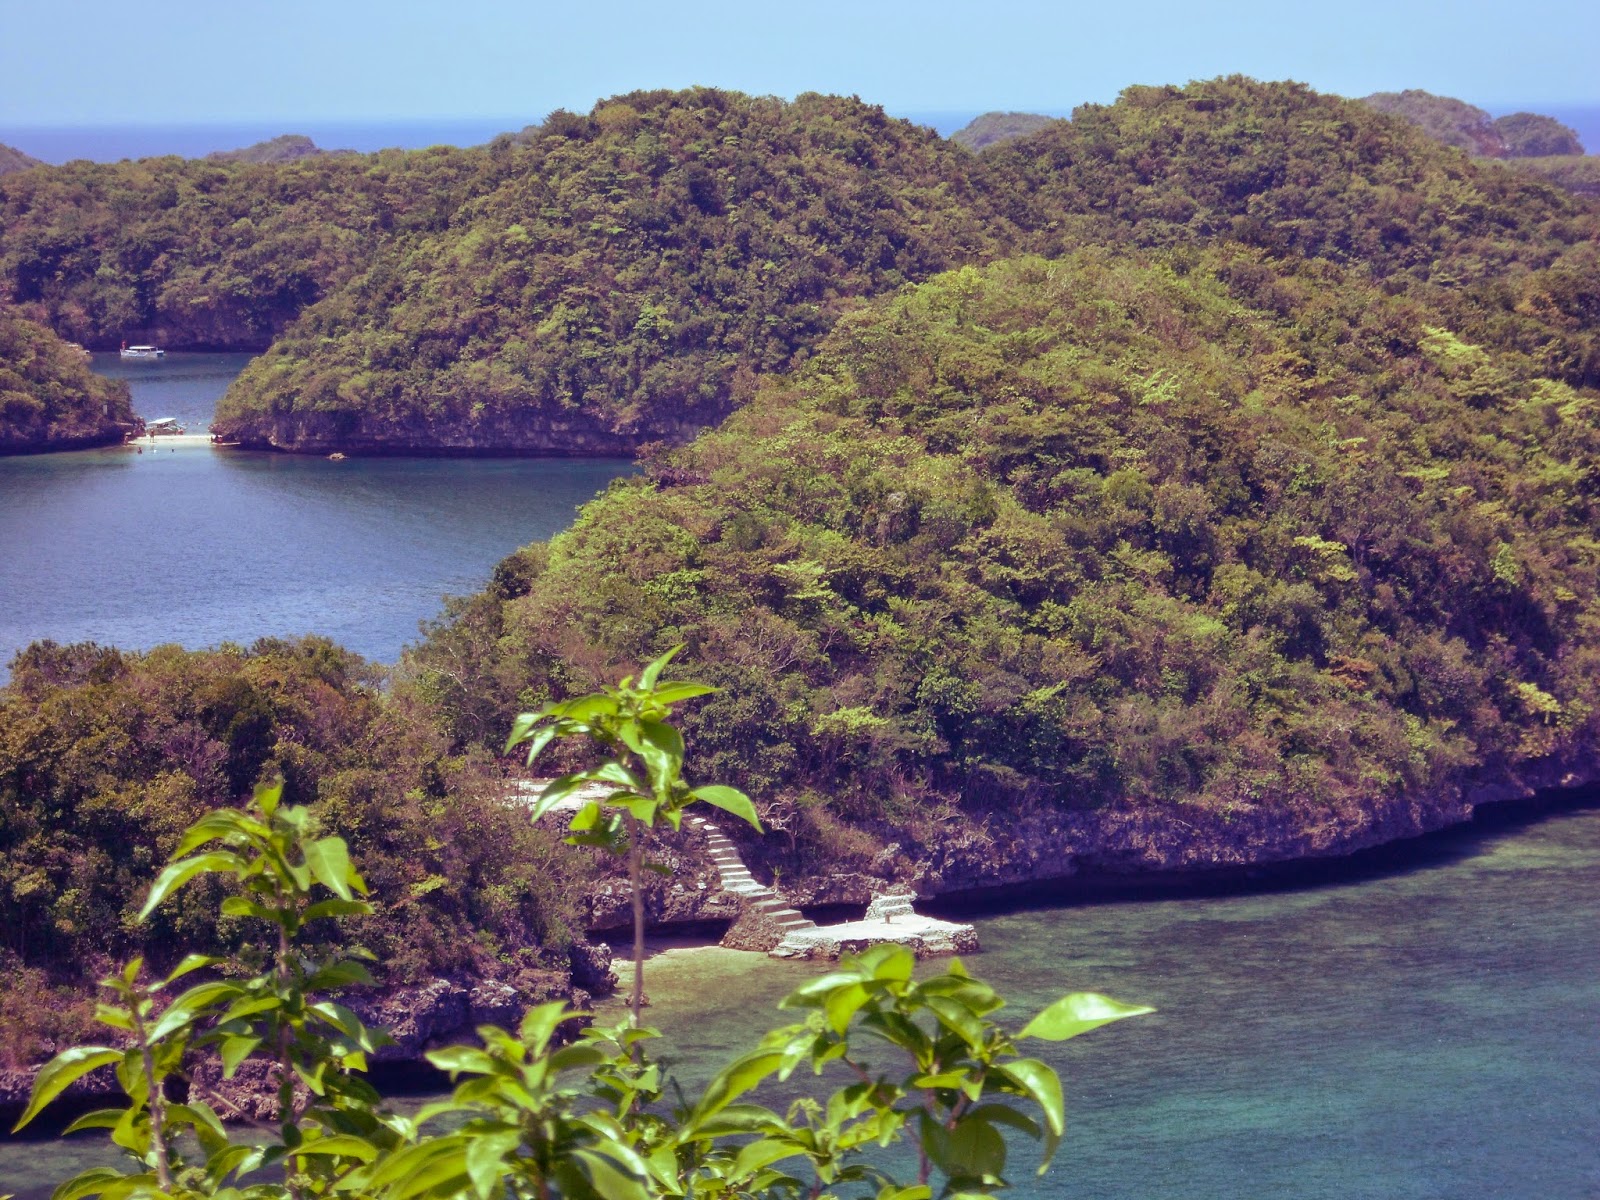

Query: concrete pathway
left=682, top=813, right=817, bottom=940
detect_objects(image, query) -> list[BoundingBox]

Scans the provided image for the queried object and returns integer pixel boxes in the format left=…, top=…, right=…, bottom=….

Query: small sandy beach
left=123, top=434, right=229, bottom=451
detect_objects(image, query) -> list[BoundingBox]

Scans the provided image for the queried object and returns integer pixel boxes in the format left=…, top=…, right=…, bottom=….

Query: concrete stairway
left=684, top=813, right=815, bottom=935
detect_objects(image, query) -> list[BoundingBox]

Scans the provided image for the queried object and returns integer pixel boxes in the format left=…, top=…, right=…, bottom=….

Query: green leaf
left=146, top=981, right=241, bottom=1041
left=465, top=1129, right=520, bottom=1199
left=571, top=1148, right=650, bottom=1200
left=303, top=897, right=373, bottom=922
left=1018, top=992, right=1155, bottom=1041
left=60, top=1108, right=124, bottom=1135
left=997, top=1058, right=1064, bottom=1137
left=218, top=896, right=277, bottom=922
left=13, top=1047, right=123, bottom=1131
left=942, top=1112, right=1008, bottom=1180
left=254, top=779, right=282, bottom=817
left=46, top=1167, right=129, bottom=1200
left=648, top=682, right=717, bottom=705
left=692, top=1050, right=785, bottom=1124
left=690, top=785, right=762, bottom=831
left=732, top=1137, right=804, bottom=1179
left=923, top=995, right=986, bottom=1048
left=526, top=772, right=583, bottom=821
left=160, top=953, right=220, bottom=987
left=219, top=1035, right=261, bottom=1078
left=639, top=644, right=684, bottom=690
left=138, top=851, right=245, bottom=919
left=683, top=1103, right=783, bottom=1138
left=636, top=719, right=685, bottom=791
left=304, top=836, right=356, bottom=900
left=297, top=1134, right=379, bottom=1162
left=305, top=959, right=375, bottom=991
left=519, top=1000, right=571, bottom=1051
left=426, top=1046, right=496, bottom=1075
left=173, top=808, right=259, bottom=857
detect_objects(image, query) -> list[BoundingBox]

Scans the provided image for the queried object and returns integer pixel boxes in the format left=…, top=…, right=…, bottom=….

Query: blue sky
left=3, top=0, right=1597, bottom=126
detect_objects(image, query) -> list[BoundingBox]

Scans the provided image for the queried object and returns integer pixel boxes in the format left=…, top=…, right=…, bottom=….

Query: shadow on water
left=920, top=783, right=1600, bottom=920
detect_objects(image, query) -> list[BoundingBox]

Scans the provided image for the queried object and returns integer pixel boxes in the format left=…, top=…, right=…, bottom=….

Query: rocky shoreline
left=4, top=756, right=1592, bottom=1120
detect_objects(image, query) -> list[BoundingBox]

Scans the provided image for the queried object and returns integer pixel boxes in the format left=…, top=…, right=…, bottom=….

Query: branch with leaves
left=506, top=646, right=762, bottom=1026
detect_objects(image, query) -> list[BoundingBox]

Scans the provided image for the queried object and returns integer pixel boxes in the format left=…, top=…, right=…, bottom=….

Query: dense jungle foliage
left=3, top=79, right=1598, bottom=452
left=204, top=77, right=1600, bottom=447
left=406, top=248, right=1600, bottom=877
left=0, top=144, right=499, bottom=351
left=0, top=304, right=135, bottom=450
left=984, top=79, right=1600, bottom=391
left=210, top=90, right=1009, bottom=451
left=0, top=638, right=591, bottom=1068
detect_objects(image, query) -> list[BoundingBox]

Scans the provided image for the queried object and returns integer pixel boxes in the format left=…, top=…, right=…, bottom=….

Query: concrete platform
left=770, top=893, right=979, bottom=960
left=769, top=914, right=980, bottom=960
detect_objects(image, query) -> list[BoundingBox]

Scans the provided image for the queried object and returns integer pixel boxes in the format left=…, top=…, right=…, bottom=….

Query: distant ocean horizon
left=2, top=103, right=1596, bottom=165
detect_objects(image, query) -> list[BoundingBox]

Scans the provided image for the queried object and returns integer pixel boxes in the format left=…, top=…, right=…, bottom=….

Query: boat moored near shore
left=119, top=344, right=165, bottom=360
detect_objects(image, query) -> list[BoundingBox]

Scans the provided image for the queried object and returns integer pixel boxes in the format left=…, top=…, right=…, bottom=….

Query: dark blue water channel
left=0, top=354, right=632, bottom=672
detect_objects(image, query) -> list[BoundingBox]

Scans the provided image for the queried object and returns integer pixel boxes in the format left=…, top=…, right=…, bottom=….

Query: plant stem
left=135, top=1016, right=175, bottom=1191
left=627, top=814, right=645, bottom=1028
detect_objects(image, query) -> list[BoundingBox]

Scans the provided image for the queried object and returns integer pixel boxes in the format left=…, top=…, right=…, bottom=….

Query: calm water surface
left=0, top=354, right=632, bottom=671
left=629, top=803, right=1600, bottom=1199
left=3, top=803, right=1597, bottom=1197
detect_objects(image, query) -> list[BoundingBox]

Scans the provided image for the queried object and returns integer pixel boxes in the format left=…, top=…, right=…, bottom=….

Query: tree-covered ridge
left=4, top=80, right=1598, bottom=454
left=409, top=249, right=1600, bottom=879
left=0, top=638, right=592, bottom=1065
left=950, top=111, right=1061, bottom=151
left=985, top=77, right=1600, bottom=389
left=205, top=133, right=337, bottom=164
left=0, top=143, right=44, bottom=176
left=1360, top=90, right=1585, bottom=158
left=211, top=89, right=1013, bottom=452
left=0, top=144, right=499, bottom=350
left=0, top=304, right=136, bottom=451
left=217, top=77, right=1600, bottom=452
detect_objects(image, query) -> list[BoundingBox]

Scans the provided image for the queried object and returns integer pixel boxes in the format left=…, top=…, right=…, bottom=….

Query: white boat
left=145, top=417, right=186, bottom=436
left=120, top=345, right=165, bottom=360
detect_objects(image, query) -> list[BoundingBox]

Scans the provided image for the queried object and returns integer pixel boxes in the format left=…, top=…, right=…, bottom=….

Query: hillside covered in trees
left=210, top=79, right=1600, bottom=450
left=0, top=638, right=601, bottom=1068
left=6, top=78, right=1595, bottom=454
left=1359, top=90, right=1584, bottom=158
left=209, top=91, right=1010, bottom=452
left=0, top=144, right=500, bottom=352
left=404, top=246, right=1600, bottom=888
left=0, top=305, right=136, bottom=451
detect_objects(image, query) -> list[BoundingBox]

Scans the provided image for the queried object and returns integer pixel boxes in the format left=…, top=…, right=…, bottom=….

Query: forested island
left=4, top=76, right=1600, bottom=1082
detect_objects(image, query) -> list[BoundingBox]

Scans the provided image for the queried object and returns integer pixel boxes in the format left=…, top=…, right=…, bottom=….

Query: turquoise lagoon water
left=3, top=801, right=1597, bottom=1197
left=0, top=354, right=632, bottom=672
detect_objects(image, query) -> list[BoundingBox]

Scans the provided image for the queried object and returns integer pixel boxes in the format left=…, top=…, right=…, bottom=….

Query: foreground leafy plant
left=506, top=645, right=762, bottom=1025
left=18, top=691, right=1152, bottom=1199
